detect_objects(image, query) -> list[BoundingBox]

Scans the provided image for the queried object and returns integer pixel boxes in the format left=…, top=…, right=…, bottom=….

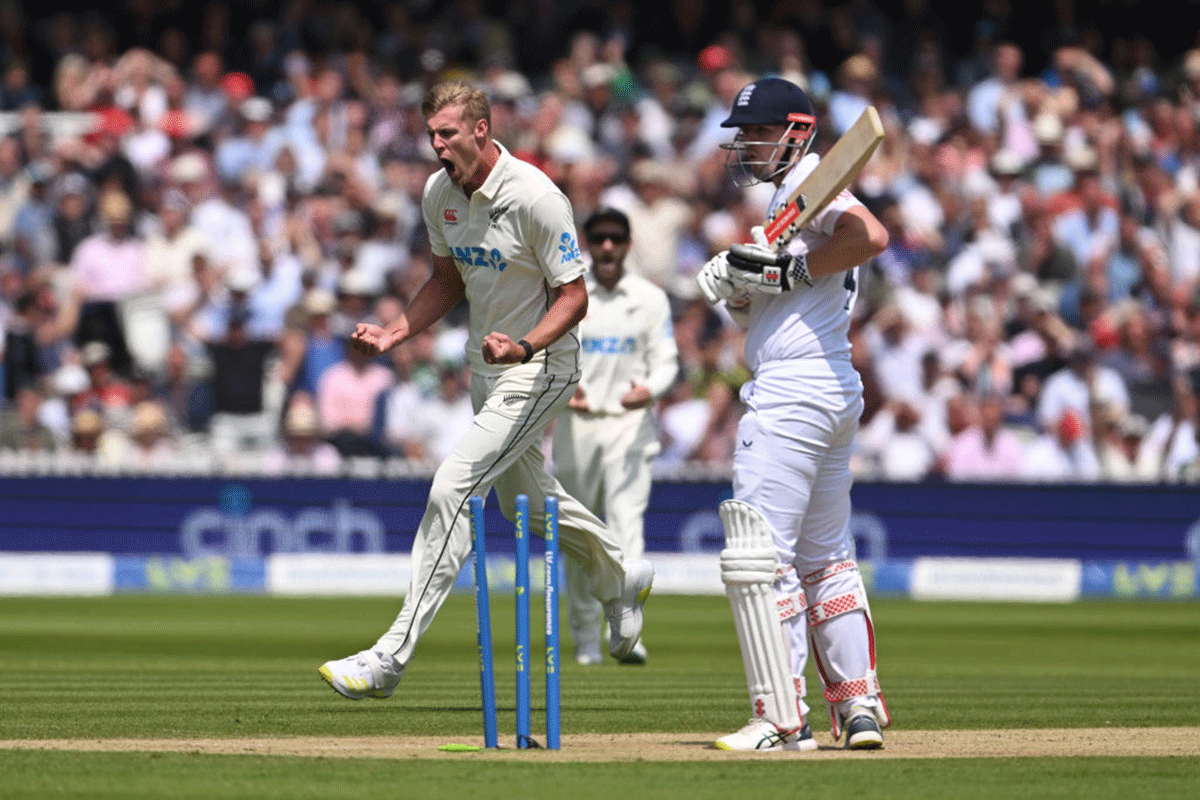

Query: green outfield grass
left=1, top=594, right=1198, bottom=798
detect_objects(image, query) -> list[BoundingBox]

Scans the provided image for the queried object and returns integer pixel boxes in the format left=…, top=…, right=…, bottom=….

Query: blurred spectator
left=600, top=158, right=694, bottom=298
left=830, top=54, right=879, bottom=136
left=262, top=397, right=342, bottom=475
left=1036, top=337, right=1129, bottom=433
left=244, top=236, right=304, bottom=340
left=1141, top=378, right=1199, bottom=481
left=184, top=51, right=229, bottom=135
left=11, top=160, right=56, bottom=273
left=67, top=407, right=107, bottom=456
left=1, top=60, right=43, bottom=110
left=1091, top=401, right=1149, bottom=483
left=1098, top=302, right=1174, bottom=422
left=214, top=96, right=282, bottom=186
left=3, top=290, right=41, bottom=400
left=0, top=136, right=31, bottom=249
left=682, top=322, right=747, bottom=464
left=145, top=188, right=210, bottom=324
left=353, top=196, right=409, bottom=294
left=409, top=361, right=474, bottom=463
left=331, top=270, right=376, bottom=340
left=0, top=385, right=55, bottom=451
left=121, top=399, right=178, bottom=466
left=279, top=286, right=341, bottom=399
left=70, top=189, right=146, bottom=377
left=1022, top=407, right=1100, bottom=482
left=315, top=335, right=393, bottom=458
left=201, top=306, right=277, bottom=455
left=860, top=303, right=927, bottom=404
left=39, top=362, right=89, bottom=445
left=942, top=392, right=1026, bottom=481
left=51, top=172, right=95, bottom=265
left=151, top=340, right=210, bottom=435
left=945, top=295, right=1013, bottom=397
left=1165, top=190, right=1200, bottom=297
left=966, top=42, right=1028, bottom=148
left=1028, top=111, right=1073, bottom=198
left=857, top=397, right=940, bottom=481
left=655, top=371, right=712, bottom=468
left=171, top=152, right=256, bottom=274
left=72, top=340, right=134, bottom=428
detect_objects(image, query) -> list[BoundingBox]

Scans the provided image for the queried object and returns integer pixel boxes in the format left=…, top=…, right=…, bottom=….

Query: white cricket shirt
left=423, top=142, right=586, bottom=377
left=576, top=270, right=678, bottom=415
left=743, top=152, right=865, bottom=372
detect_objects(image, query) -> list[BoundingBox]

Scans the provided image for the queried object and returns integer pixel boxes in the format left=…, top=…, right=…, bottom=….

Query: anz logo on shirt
left=558, top=232, right=581, bottom=263
left=582, top=336, right=637, bottom=354
left=451, top=245, right=507, bottom=272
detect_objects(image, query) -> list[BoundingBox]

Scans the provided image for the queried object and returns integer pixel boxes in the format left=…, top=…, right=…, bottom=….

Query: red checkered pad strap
left=822, top=669, right=881, bottom=704
left=806, top=588, right=865, bottom=626
left=777, top=590, right=807, bottom=622
left=802, top=559, right=858, bottom=587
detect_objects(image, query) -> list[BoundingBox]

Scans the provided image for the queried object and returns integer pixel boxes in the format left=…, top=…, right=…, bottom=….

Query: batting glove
left=696, top=251, right=737, bottom=305
left=727, top=226, right=812, bottom=294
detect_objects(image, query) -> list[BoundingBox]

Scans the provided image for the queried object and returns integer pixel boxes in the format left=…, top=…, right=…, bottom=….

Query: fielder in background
left=319, top=81, right=653, bottom=701
left=552, top=207, right=679, bottom=666
left=696, top=77, right=892, bottom=751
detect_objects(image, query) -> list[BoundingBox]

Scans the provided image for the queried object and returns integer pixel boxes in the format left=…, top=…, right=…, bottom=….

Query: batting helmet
left=721, top=77, right=815, bottom=129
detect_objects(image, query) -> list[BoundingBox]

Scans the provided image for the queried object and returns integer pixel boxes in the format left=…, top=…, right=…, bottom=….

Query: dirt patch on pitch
left=3, top=728, right=1199, bottom=760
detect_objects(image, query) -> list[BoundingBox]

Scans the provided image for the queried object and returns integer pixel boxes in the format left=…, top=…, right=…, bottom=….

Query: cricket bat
left=761, top=105, right=884, bottom=248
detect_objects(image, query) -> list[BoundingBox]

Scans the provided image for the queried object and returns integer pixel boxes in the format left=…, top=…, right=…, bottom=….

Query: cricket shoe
left=714, top=719, right=818, bottom=752
left=616, top=638, right=648, bottom=665
left=841, top=704, right=884, bottom=750
left=574, top=641, right=604, bottom=666
left=604, top=559, right=654, bottom=660
left=318, top=649, right=404, bottom=699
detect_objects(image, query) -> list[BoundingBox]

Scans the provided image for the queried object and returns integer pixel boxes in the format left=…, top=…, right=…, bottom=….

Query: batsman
left=696, top=76, right=892, bottom=751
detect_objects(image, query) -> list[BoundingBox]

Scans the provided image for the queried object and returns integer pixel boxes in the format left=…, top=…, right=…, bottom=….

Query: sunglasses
left=586, top=231, right=629, bottom=245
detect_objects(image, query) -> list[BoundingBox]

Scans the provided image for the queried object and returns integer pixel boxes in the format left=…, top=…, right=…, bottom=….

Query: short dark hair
left=583, top=206, right=630, bottom=237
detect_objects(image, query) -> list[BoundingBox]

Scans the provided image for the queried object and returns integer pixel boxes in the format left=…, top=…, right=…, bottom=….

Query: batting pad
left=719, top=500, right=802, bottom=731
left=776, top=564, right=809, bottom=706
left=803, top=560, right=890, bottom=738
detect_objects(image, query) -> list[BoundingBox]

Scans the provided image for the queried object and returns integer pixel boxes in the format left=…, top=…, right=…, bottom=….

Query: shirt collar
left=474, top=140, right=512, bottom=200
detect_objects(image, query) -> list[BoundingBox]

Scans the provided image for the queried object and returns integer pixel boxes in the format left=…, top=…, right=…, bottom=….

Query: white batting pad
left=776, top=564, right=810, bottom=709
left=719, top=500, right=802, bottom=731
left=802, top=559, right=890, bottom=738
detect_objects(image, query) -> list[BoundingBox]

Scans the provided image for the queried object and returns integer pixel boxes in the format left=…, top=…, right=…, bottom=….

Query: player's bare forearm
left=805, top=206, right=889, bottom=279
left=523, top=276, right=588, bottom=352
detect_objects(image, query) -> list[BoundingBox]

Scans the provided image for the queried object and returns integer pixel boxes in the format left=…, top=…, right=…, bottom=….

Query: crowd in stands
left=0, top=2, right=1199, bottom=483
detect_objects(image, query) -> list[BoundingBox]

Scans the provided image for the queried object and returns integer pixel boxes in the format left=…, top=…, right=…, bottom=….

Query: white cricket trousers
left=374, top=362, right=626, bottom=666
left=552, top=407, right=658, bottom=651
left=732, top=360, right=873, bottom=718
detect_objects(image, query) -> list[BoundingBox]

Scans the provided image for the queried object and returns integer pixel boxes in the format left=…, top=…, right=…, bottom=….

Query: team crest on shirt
left=488, top=205, right=509, bottom=227
left=444, top=208, right=458, bottom=223
left=558, top=232, right=581, bottom=263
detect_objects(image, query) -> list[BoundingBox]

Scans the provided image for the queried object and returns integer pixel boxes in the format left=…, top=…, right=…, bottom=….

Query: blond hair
left=421, top=80, right=491, bottom=129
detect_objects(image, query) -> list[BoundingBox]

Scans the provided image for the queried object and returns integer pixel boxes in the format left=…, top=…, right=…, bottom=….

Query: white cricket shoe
left=318, top=649, right=404, bottom=699
left=616, top=638, right=648, bottom=665
left=714, top=719, right=818, bottom=752
left=574, top=641, right=604, bottom=666
left=841, top=704, right=884, bottom=749
left=604, top=559, right=653, bottom=660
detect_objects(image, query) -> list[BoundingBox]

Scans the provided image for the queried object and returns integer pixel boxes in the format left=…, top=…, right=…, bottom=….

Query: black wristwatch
left=518, top=339, right=534, bottom=363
